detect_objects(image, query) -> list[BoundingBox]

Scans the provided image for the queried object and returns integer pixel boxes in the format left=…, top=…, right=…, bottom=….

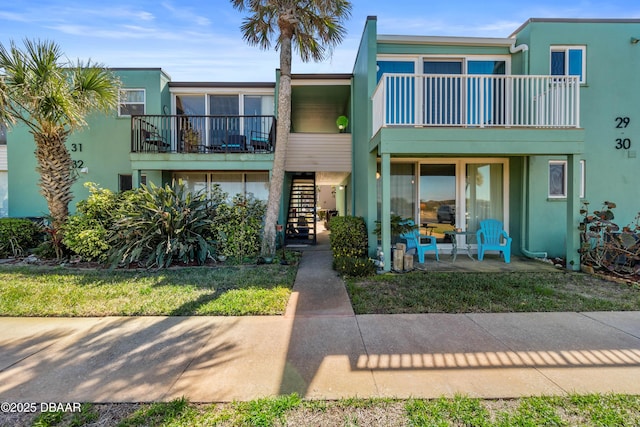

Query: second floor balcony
left=131, top=115, right=276, bottom=154
left=372, top=74, right=580, bottom=136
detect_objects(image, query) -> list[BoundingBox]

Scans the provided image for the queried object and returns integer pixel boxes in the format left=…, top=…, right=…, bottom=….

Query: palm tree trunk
left=261, top=32, right=293, bottom=257
left=33, top=131, right=75, bottom=236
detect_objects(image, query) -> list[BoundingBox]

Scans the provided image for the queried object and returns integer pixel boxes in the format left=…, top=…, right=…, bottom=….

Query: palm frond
left=0, top=38, right=121, bottom=242
left=70, top=61, right=120, bottom=116
left=231, top=0, right=352, bottom=62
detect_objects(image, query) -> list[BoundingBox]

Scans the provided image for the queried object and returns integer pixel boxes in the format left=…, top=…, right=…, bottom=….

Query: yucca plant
left=108, top=181, right=221, bottom=268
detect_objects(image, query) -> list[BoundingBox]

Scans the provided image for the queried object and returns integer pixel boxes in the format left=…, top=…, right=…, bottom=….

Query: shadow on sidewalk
left=275, top=224, right=640, bottom=398
left=277, top=224, right=374, bottom=398
left=0, top=312, right=241, bottom=403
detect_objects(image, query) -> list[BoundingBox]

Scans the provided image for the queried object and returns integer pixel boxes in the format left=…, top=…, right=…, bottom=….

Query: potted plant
left=373, top=214, right=417, bottom=244
left=183, top=127, right=201, bottom=153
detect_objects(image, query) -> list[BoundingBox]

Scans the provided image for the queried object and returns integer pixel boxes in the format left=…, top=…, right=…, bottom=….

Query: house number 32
left=614, top=117, right=631, bottom=149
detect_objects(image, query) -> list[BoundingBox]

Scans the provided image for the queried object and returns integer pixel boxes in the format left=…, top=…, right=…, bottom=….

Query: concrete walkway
left=1, top=230, right=640, bottom=403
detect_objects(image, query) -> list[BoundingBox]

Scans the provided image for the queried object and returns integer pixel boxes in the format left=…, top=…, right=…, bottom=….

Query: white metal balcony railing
left=372, top=74, right=580, bottom=135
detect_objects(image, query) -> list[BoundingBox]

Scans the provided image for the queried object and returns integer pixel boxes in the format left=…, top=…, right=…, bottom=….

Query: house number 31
left=614, top=117, right=631, bottom=149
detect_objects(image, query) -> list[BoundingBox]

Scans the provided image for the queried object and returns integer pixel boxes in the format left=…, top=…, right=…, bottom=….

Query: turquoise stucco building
left=5, top=18, right=640, bottom=270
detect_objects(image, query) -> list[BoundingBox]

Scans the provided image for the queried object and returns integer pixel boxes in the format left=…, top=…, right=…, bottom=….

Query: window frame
left=375, top=54, right=512, bottom=78
left=548, top=160, right=585, bottom=199
left=119, top=88, right=146, bottom=117
left=550, top=46, right=586, bottom=84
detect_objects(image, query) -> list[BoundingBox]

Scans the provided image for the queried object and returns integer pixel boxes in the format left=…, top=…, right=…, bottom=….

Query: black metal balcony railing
left=131, top=115, right=276, bottom=154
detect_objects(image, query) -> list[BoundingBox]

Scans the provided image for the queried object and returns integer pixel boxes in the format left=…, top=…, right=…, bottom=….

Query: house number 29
left=614, top=117, right=631, bottom=149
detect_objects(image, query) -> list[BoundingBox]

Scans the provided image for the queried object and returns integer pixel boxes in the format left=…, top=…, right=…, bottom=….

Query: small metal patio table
left=444, top=230, right=476, bottom=262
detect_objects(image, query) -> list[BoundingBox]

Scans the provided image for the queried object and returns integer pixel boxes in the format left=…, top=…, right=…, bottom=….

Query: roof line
left=292, top=73, right=353, bottom=80
left=378, top=34, right=514, bottom=47
left=511, top=18, right=640, bottom=37
left=169, top=82, right=275, bottom=88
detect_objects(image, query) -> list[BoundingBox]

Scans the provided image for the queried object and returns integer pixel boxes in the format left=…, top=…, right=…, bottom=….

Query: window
left=0, top=123, right=6, bottom=145
left=119, top=174, right=146, bottom=191
left=549, top=160, right=585, bottom=198
left=244, top=95, right=274, bottom=116
left=376, top=60, right=415, bottom=82
left=0, top=171, right=7, bottom=217
left=550, top=46, right=586, bottom=83
left=173, top=172, right=269, bottom=201
left=119, top=89, right=145, bottom=116
left=176, top=95, right=205, bottom=115
left=209, top=95, right=239, bottom=115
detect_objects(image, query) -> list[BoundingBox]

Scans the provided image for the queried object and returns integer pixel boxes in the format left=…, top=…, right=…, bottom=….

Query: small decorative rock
left=23, top=255, right=39, bottom=264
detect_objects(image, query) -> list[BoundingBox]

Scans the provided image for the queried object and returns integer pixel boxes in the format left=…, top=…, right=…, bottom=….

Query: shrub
left=63, top=216, right=110, bottom=262
left=211, top=194, right=266, bottom=261
left=108, top=181, right=223, bottom=268
left=62, top=183, right=122, bottom=262
left=579, top=201, right=640, bottom=277
left=334, top=256, right=376, bottom=277
left=329, top=216, right=374, bottom=277
left=0, top=218, right=41, bottom=257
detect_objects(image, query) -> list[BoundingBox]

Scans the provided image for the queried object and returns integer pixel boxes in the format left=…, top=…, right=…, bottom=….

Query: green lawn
left=13, top=394, right=640, bottom=427
left=2, top=265, right=639, bottom=317
left=347, top=271, right=640, bottom=314
left=0, top=264, right=297, bottom=316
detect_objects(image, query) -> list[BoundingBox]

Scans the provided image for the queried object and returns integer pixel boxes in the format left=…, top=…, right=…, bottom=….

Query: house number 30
left=614, top=117, right=631, bottom=149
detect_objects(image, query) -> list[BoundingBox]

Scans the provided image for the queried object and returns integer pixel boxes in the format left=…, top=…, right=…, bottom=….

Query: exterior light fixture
left=336, top=115, right=349, bottom=131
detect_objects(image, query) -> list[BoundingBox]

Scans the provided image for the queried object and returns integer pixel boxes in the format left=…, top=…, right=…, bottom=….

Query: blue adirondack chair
left=400, top=221, right=439, bottom=263
left=476, top=219, right=512, bottom=263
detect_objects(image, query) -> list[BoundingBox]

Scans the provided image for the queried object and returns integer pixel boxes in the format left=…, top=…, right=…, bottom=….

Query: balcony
left=372, top=74, right=580, bottom=136
left=131, top=115, right=276, bottom=154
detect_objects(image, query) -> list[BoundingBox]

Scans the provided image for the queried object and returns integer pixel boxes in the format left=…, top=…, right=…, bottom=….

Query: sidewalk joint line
left=463, top=314, right=569, bottom=395
left=355, top=315, right=381, bottom=396
left=579, top=312, right=640, bottom=341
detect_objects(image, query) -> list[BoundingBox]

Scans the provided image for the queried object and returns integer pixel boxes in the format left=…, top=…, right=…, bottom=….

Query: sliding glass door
left=376, top=163, right=415, bottom=220
left=423, top=61, right=462, bottom=125
left=467, top=60, right=506, bottom=126
left=465, top=163, right=504, bottom=232
left=420, top=164, right=457, bottom=243
left=379, top=159, right=508, bottom=248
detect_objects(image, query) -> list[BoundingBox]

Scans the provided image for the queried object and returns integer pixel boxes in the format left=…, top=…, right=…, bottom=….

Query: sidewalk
left=0, top=229, right=639, bottom=403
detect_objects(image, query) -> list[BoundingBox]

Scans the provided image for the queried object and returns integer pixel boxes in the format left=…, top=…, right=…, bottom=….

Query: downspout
left=510, top=42, right=542, bottom=258
left=509, top=42, right=529, bottom=74
left=521, top=156, right=548, bottom=259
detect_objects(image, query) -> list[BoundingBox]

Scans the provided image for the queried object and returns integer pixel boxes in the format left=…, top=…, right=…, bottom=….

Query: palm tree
left=230, top=0, right=352, bottom=256
left=0, top=39, right=119, bottom=253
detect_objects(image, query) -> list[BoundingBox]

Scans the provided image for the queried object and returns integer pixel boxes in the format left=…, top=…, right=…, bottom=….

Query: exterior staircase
left=285, top=173, right=316, bottom=245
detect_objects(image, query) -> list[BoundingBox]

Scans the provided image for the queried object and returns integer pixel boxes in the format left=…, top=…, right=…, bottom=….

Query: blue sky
left=1, top=1, right=638, bottom=82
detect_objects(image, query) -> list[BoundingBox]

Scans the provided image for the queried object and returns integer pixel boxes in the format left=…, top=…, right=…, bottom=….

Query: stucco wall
left=516, top=21, right=640, bottom=256
left=7, top=69, right=169, bottom=217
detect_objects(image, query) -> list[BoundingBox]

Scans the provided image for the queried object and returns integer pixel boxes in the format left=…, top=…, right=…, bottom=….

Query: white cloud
left=161, top=1, right=211, bottom=27
left=0, top=11, right=32, bottom=23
